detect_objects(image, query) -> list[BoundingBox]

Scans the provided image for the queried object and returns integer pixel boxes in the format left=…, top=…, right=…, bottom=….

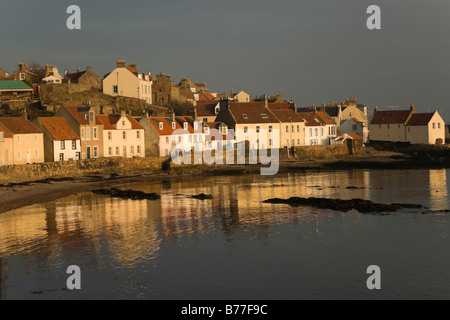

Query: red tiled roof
left=271, top=109, right=305, bottom=123
left=64, top=106, right=103, bottom=126
left=180, top=89, right=194, bottom=100
left=149, top=117, right=183, bottom=136
left=126, top=67, right=138, bottom=74
left=38, top=117, right=80, bottom=141
left=0, top=117, right=42, bottom=134
left=196, top=102, right=218, bottom=117
left=228, top=103, right=279, bottom=124
left=97, top=114, right=143, bottom=130
left=316, top=111, right=336, bottom=125
left=175, top=116, right=196, bottom=133
left=370, top=110, right=412, bottom=125
left=195, top=83, right=206, bottom=88
left=406, top=113, right=435, bottom=126
left=346, top=133, right=363, bottom=140
left=0, top=123, right=12, bottom=138
left=297, top=112, right=325, bottom=127
left=268, top=103, right=291, bottom=110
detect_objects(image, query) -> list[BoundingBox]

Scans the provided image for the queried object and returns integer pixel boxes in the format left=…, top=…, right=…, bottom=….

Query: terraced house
left=56, top=106, right=104, bottom=159
left=0, top=117, right=44, bottom=165
left=0, top=122, right=13, bottom=166
left=97, top=111, right=145, bottom=158
left=33, top=117, right=81, bottom=162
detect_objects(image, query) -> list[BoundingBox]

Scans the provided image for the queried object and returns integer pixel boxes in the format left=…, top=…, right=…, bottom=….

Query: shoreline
left=1, top=152, right=449, bottom=214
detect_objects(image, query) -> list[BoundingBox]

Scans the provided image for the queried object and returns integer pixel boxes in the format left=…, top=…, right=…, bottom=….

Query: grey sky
left=1, top=0, right=450, bottom=120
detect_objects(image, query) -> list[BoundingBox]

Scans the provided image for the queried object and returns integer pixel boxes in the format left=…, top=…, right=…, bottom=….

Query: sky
left=1, top=0, right=450, bottom=121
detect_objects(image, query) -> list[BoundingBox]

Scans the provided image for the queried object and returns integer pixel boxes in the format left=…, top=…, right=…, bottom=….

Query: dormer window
left=194, top=122, right=198, bottom=130
left=243, top=114, right=248, bottom=119
left=172, top=122, right=176, bottom=129
left=261, top=114, right=268, bottom=119
left=184, top=122, right=188, bottom=130
left=215, top=106, right=220, bottom=115
left=159, top=122, right=163, bottom=130
left=89, top=111, right=94, bottom=122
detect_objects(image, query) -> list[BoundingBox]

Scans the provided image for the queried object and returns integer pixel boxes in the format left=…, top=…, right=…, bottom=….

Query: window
left=286, top=125, right=289, bottom=133
left=35, top=135, right=38, bottom=143
left=261, top=114, right=268, bottom=119
left=27, top=135, right=30, bottom=144
left=81, top=128, right=85, bottom=140
left=89, top=112, right=94, bottom=122
left=352, top=124, right=357, bottom=131
left=86, top=128, right=91, bottom=140
left=269, top=125, right=273, bottom=133
left=292, top=125, right=294, bottom=133
left=183, top=122, right=188, bottom=130
left=398, top=125, right=400, bottom=129
left=59, top=153, right=64, bottom=161
left=137, top=131, right=140, bottom=139
left=113, top=85, right=118, bottom=94
left=269, top=139, right=273, bottom=147
left=18, top=150, right=22, bottom=161
left=297, top=139, right=300, bottom=145
left=194, top=122, right=198, bottom=130
left=166, top=137, right=169, bottom=143
left=122, top=120, right=125, bottom=126
left=172, top=122, right=176, bottom=129
left=387, top=125, right=390, bottom=130
left=438, top=123, right=441, bottom=129
left=309, top=128, right=312, bottom=137
left=203, top=118, right=208, bottom=122
left=315, top=128, right=318, bottom=136
left=244, top=126, right=248, bottom=134
left=109, top=147, right=112, bottom=156
left=131, top=146, right=134, bottom=154
left=108, top=132, right=112, bottom=141
left=17, top=135, right=21, bottom=144
left=243, top=114, right=248, bottom=119
left=433, top=123, right=436, bottom=129
left=61, top=141, right=65, bottom=150
left=116, top=147, right=119, bottom=155
left=93, top=128, right=98, bottom=140
left=94, top=147, right=98, bottom=158
left=122, top=131, right=126, bottom=140
left=35, top=150, right=39, bottom=159
left=256, top=126, right=260, bottom=133
left=297, top=125, right=300, bottom=133
left=137, top=146, right=141, bottom=154
left=321, top=128, right=324, bottom=136
left=0, top=132, right=3, bottom=142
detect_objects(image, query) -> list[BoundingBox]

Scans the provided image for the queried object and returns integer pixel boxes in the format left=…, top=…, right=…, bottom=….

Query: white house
left=338, top=118, right=369, bottom=143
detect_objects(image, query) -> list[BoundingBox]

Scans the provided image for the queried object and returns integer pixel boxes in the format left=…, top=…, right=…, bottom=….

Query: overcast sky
left=1, top=0, right=450, bottom=120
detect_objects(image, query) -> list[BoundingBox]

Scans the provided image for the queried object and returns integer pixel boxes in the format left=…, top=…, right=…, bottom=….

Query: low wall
left=0, top=157, right=166, bottom=184
left=292, top=140, right=365, bottom=160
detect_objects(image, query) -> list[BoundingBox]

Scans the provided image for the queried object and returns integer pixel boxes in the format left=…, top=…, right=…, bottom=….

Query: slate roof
left=271, top=109, right=305, bottom=123
left=297, top=112, right=325, bottom=127
left=370, top=110, right=413, bottom=125
left=228, top=103, right=278, bottom=124
left=406, top=113, right=435, bottom=126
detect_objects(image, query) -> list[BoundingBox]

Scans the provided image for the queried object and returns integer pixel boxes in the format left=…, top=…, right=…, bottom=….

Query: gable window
left=438, top=123, right=441, bottom=129
left=172, top=122, right=176, bottom=129
left=203, top=118, right=208, bottom=122
left=184, top=122, right=188, bottom=130
left=159, top=122, right=163, bottom=130
left=89, top=111, right=94, bottom=122
left=113, top=85, right=118, bottom=94
left=433, top=123, right=436, bottom=129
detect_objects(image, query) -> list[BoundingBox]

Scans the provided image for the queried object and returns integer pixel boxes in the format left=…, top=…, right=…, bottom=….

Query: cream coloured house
left=271, top=109, right=306, bottom=147
left=103, top=60, right=152, bottom=104
left=215, top=102, right=281, bottom=150
left=97, top=111, right=145, bottom=158
left=0, top=117, right=44, bottom=165
left=0, top=122, right=13, bottom=166
left=229, top=91, right=251, bottom=103
left=406, top=111, right=445, bottom=145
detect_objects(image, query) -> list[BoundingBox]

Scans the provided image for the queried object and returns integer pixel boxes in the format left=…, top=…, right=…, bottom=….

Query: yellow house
left=271, top=109, right=306, bottom=147
left=369, top=106, right=414, bottom=143
left=103, top=60, right=152, bottom=104
left=97, top=111, right=145, bottom=158
left=0, top=122, right=13, bottom=166
left=0, top=117, right=44, bottom=164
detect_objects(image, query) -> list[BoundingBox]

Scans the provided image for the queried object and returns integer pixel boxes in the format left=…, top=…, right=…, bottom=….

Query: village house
left=215, top=101, right=280, bottom=150
left=103, top=60, right=152, bottom=104
left=271, top=109, right=306, bottom=148
left=0, top=116, right=44, bottom=165
left=33, top=117, right=81, bottom=162
left=369, top=105, right=415, bottom=143
left=203, top=121, right=231, bottom=151
left=297, top=111, right=335, bottom=146
left=12, top=61, right=42, bottom=83
left=0, top=68, right=10, bottom=79
left=0, top=122, right=13, bottom=166
left=139, top=114, right=186, bottom=157
left=194, top=102, right=220, bottom=123
left=338, top=118, right=369, bottom=143
left=405, top=111, right=445, bottom=145
left=97, top=111, right=145, bottom=158
left=56, top=105, right=104, bottom=159
left=65, top=66, right=102, bottom=90
left=0, top=80, right=33, bottom=102
left=229, top=91, right=251, bottom=103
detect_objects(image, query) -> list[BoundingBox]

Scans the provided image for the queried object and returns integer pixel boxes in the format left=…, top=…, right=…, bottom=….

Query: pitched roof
left=0, top=80, right=32, bottom=91
left=0, top=117, right=42, bottom=134
left=370, top=110, right=413, bottom=125
left=64, top=106, right=102, bottom=125
left=271, top=109, right=305, bottom=123
left=406, top=113, right=435, bottom=126
left=316, top=111, right=336, bottom=125
left=148, top=117, right=183, bottom=136
left=297, top=112, right=325, bottom=127
left=37, top=117, right=80, bottom=140
left=196, top=102, right=218, bottom=117
left=66, top=71, right=86, bottom=83
left=97, top=114, right=143, bottom=130
left=0, top=123, right=12, bottom=138
left=268, top=103, right=292, bottom=110
left=228, top=102, right=279, bottom=124
left=346, top=133, right=363, bottom=140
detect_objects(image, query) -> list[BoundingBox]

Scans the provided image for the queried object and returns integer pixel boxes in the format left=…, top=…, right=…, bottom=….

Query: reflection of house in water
left=429, top=169, right=448, bottom=210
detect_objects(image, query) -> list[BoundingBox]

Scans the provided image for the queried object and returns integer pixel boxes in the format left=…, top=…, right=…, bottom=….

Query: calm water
left=0, top=169, right=449, bottom=300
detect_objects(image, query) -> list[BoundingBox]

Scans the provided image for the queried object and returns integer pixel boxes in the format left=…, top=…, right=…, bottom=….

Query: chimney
left=170, top=110, right=175, bottom=121
left=116, top=60, right=126, bottom=68
left=374, top=106, right=378, bottom=112
left=86, top=66, right=92, bottom=72
left=194, top=106, right=198, bottom=120
left=130, top=62, right=137, bottom=70
left=121, top=109, right=126, bottom=117
left=264, top=94, right=268, bottom=108
left=77, top=67, right=81, bottom=73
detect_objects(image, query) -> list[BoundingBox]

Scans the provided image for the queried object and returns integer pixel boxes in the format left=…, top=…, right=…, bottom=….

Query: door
left=87, top=147, right=91, bottom=159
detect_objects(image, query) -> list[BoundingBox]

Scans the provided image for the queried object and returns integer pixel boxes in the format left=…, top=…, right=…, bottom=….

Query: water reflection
left=0, top=169, right=449, bottom=299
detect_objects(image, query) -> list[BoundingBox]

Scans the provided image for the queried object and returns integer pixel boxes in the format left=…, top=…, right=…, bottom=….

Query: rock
left=263, top=197, right=423, bottom=214
left=92, top=188, right=160, bottom=200
left=190, top=193, right=213, bottom=200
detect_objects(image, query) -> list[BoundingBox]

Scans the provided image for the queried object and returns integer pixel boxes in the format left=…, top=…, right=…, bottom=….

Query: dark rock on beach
left=190, top=193, right=213, bottom=200
left=263, top=197, right=423, bottom=214
left=92, top=188, right=161, bottom=200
